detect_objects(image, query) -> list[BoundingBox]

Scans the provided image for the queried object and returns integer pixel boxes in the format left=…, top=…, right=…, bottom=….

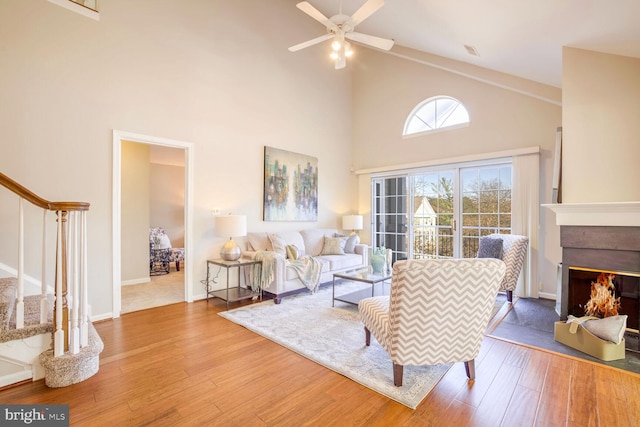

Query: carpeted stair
left=0, top=277, right=103, bottom=388
left=1, top=278, right=54, bottom=343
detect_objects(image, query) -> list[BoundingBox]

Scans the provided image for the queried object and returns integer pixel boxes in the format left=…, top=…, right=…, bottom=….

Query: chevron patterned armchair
left=480, top=234, right=528, bottom=302
left=358, top=258, right=506, bottom=387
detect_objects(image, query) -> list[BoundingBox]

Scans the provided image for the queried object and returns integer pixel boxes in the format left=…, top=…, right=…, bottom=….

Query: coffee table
left=332, top=269, right=391, bottom=307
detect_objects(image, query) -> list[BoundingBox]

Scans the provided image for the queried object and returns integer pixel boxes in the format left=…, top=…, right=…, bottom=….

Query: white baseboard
left=121, top=277, right=151, bottom=286
left=538, top=291, right=556, bottom=300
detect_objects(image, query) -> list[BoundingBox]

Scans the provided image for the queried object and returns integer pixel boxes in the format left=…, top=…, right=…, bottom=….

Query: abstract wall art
left=263, top=146, right=318, bottom=221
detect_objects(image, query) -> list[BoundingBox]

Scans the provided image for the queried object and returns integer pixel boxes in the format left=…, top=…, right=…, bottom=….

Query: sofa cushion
left=247, top=232, right=271, bottom=252
left=268, top=233, right=287, bottom=257
left=301, top=228, right=338, bottom=256
left=321, top=235, right=346, bottom=255
left=316, top=253, right=364, bottom=271
left=275, top=231, right=306, bottom=255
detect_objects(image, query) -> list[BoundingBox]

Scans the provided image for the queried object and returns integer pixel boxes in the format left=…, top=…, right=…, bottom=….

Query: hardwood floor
left=2, top=299, right=640, bottom=426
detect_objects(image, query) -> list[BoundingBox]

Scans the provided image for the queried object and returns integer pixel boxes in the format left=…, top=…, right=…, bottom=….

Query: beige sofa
left=243, top=228, right=369, bottom=304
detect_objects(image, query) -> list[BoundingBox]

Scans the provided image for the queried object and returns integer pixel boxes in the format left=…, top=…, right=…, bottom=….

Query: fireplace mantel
left=542, top=202, right=640, bottom=227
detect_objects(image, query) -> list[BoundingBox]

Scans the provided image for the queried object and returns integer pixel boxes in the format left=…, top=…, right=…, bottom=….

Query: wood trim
left=0, top=172, right=89, bottom=211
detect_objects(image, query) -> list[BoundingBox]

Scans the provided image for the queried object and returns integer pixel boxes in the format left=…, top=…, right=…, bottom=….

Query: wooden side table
left=204, top=258, right=261, bottom=309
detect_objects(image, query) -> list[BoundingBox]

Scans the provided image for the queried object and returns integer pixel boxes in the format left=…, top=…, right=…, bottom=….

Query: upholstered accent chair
left=149, top=227, right=185, bottom=275
left=358, top=258, right=506, bottom=387
left=479, top=234, right=529, bottom=302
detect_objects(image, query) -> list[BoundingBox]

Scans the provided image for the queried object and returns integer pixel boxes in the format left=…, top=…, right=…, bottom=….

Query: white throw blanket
left=252, top=251, right=323, bottom=293
left=288, top=256, right=323, bottom=293
left=252, top=251, right=278, bottom=291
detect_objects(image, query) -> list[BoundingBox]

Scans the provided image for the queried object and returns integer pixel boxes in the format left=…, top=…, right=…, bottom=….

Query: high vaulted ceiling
left=292, top=0, right=640, bottom=87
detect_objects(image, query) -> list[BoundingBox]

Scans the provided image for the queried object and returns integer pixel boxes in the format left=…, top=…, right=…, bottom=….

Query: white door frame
left=112, top=130, right=194, bottom=318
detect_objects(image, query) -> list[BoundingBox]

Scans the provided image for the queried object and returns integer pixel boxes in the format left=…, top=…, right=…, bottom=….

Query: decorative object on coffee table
left=370, top=247, right=387, bottom=274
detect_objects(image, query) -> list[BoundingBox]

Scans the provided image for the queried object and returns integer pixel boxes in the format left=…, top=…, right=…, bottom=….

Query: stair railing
left=0, top=172, right=90, bottom=357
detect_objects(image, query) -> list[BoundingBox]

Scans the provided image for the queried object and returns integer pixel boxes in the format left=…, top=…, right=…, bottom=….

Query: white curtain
left=511, top=153, right=539, bottom=298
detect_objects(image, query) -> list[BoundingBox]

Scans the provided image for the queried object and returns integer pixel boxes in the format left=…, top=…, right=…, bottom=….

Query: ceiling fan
left=288, top=0, right=394, bottom=69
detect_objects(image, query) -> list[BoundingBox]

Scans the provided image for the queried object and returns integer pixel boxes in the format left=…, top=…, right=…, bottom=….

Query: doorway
left=112, top=130, right=194, bottom=318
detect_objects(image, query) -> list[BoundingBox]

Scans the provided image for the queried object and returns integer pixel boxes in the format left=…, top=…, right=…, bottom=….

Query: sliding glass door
left=372, top=177, right=408, bottom=263
left=412, top=171, right=455, bottom=259
left=372, top=162, right=512, bottom=261
left=460, top=165, right=512, bottom=257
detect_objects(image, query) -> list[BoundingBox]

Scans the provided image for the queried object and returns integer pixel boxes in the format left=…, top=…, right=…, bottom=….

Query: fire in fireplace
left=584, top=272, right=621, bottom=318
left=568, top=267, right=639, bottom=331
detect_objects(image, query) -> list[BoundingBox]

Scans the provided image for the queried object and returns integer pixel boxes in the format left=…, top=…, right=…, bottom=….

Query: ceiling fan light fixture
left=345, top=42, right=353, bottom=57
left=290, top=0, right=393, bottom=70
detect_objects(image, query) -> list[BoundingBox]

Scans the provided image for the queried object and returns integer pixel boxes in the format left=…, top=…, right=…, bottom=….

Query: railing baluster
left=41, top=209, right=49, bottom=324
left=70, top=212, right=80, bottom=354
left=16, top=198, right=25, bottom=329
left=80, top=211, right=88, bottom=347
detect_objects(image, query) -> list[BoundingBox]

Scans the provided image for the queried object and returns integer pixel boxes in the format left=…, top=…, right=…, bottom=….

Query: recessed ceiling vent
left=464, top=45, right=480, bottom=57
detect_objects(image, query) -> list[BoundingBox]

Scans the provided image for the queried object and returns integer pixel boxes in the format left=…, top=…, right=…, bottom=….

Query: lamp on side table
left=215, top=214, right=247, bottom=261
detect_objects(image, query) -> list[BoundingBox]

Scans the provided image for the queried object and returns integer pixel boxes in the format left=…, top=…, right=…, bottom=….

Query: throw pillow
left=286, top=244, right=300, bottom=260
left=477, top=236, right=504, bottom=259
left=320, top=235, right=346, bottom=255
left=248, top=232, right=271, bottom=252
left=268, top=233, right=287, bottom=257
left=344, top=234, right=360, bottom=253
left=157, top=234, right=172, bottom=249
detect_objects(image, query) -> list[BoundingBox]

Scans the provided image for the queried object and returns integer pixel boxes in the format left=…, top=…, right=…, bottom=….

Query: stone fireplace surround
left=544, top=202, right=640, bottom=326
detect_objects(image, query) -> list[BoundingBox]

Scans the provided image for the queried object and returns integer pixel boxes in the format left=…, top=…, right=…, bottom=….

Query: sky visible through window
left=404, top=96, right=469, bottom=136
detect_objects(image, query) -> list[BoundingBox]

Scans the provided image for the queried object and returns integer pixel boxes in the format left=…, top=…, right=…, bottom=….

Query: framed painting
left=263, top=146, right=318, bottom=221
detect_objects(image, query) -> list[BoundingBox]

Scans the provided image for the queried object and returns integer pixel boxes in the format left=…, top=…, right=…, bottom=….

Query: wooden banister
left=2, top=171, right=91, bottom=359
left=0, top=172, right=90, bottom=211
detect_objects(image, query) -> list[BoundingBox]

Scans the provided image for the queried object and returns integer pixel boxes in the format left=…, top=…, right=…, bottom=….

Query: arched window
left=403, top=96, right=470, bottom=136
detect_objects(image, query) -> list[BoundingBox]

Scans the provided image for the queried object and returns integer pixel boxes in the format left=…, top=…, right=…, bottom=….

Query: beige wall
left=0, top=0, right=354, bottom=317
left=562, top=47, right=640, bottom=203
left=150, top=163, right=185, bottom=248
left=350, top=47, right=563, bottom=297
left=121, top=141, right=150, bottom=283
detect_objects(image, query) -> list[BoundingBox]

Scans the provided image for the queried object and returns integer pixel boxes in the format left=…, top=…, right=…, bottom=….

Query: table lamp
left=342, top=215, right=363, bottom=235
left=215, top=214, right=247, bottom=261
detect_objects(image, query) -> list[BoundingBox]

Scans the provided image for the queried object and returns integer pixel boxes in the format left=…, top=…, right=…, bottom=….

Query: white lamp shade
left=342, top=215, right=363, bottom=231
left=215, top=214, right=247, bottom=238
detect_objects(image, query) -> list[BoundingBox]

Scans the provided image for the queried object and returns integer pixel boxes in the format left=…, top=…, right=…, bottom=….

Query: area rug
left=219, top=282, right=451, bottom=409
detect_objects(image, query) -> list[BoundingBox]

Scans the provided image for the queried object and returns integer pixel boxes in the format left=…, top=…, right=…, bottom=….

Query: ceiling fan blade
left=346, top=31, right=394, bottom=51
left=296, top=2, right=335, bottom=29
left=288, top=33, right=334, bottom=52
left=350, top=0, right=384, bottom=26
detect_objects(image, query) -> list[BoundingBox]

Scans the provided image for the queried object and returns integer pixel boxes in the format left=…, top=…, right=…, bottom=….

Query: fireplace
left=567, top=267, right=640, bottom=330
left=543, top=202, right=640, bottom=350
left=558, top=224, right=640, bottom=319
